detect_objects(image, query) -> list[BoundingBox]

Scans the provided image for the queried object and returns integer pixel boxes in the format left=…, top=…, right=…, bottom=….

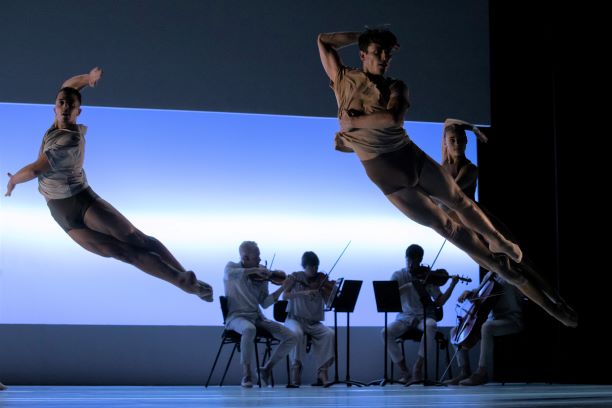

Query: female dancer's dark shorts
left=361, top=142, right=426, bottom=195
left=47, top=187, right=99, bottom=232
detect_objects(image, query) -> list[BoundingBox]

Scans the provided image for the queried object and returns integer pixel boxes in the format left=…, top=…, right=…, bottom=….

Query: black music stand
left=368, top=281, right=402, bottom=386
left=405, top=280, right=446, bottom=387
left=324, top=279, right=366, bottom=388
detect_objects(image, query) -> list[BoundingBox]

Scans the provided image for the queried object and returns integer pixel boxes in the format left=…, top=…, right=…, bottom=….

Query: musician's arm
left=282, top=275, right=319, bottom=299
left=434, top=276, right=460, bottom=306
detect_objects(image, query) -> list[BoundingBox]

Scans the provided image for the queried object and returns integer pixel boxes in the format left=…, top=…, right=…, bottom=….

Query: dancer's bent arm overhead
left=5, top=68, right=213, bottom=302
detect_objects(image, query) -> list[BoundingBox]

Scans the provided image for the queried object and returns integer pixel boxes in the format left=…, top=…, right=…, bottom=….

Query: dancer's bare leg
left=68, top=227, right=211, bottom=300
left=64, top=199, right=213, bottom=300
left=448, top=206, right=577, bottom=327
left=386, top=186, right=576, bottom=326
left=84, top=198, right=186, bottom=272
left=417, top=155, right=523, bottom=263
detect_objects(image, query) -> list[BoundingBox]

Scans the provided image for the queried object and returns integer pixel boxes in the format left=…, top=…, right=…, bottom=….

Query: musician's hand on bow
left=282, top=276, right=295, bottom=291
left=458, top=289, right=474, bottom=303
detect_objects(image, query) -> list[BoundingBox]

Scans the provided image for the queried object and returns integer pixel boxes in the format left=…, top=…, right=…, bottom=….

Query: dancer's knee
left=436, top=217, right=460, bottom=241
left=110, top=245, right=137, bottom=264
left=446, top=192, right=472, bottom=213
left=122, top=230, right=151, bottom=248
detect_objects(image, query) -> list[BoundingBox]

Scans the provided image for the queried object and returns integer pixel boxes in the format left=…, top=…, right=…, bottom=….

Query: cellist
left=446, top=273, right=524, bottom=385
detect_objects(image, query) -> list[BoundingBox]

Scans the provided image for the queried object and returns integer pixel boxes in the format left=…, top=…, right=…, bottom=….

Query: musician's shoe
left=311, top=378, right=324, bottom=386
left=410, top=357, right=424, bottom=382
left=459, top=371, right=488, bottom=386
left=317, top=368, right=331, bottom=386
left=443, top=371, right=470, bottom=385
left=289, top=363, right=302, bottom=387
left=240, top=376, right=253, bottom=388
left=397, top=371, right=411, bottom=384
left=259, top=366, right=273, bottom=387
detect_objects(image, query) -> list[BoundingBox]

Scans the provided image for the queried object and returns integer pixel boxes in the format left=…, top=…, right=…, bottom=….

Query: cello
left=451, top=271, right=504, bottom=349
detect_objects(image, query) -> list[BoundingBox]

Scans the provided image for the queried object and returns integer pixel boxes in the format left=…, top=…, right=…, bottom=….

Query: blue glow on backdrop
left=0, top=103, right=479, bottom=326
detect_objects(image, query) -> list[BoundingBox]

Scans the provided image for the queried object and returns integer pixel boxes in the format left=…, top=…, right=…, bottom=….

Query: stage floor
left=2, top=384, right=611, bottom=407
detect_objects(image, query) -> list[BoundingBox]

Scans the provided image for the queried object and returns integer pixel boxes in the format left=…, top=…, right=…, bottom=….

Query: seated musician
left=381, top=244, right=459, bottom=383
left=283, top=251, right=335, bottom=387
left=224, top=241, right=298, bottom=387
left=446, top=273, right=524, bottom=385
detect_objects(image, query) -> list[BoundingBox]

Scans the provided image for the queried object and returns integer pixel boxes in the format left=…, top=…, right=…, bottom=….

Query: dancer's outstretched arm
left=62, top=67, right=103, bottom=90
left=5, top=154, right=50, bottom=196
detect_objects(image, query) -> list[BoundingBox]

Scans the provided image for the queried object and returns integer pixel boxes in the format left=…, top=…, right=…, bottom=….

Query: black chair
left=390, top=327, right=452, bottom=381
left=272, top=300, right=312, bottom=385
left=205, top=296, right=280, bottom=387
left=493, top=330, right=529, bottom=384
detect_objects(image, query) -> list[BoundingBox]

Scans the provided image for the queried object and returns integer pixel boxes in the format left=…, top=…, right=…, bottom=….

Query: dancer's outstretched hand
left=88, top=67, right=103, bottom=87
left=5, top=172, right=15, bottom=197
left=472, top=127, right=488, bottom=143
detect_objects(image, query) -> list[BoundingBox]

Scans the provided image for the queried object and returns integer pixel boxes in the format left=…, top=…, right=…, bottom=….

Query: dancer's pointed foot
left=489, top=238, right=523, bottom=263
left=0, top=382, right=6, bottom=391
left=555, top=300, right=578, bottom=328
left=495, top=256, right=578, bottom=328
left=197, top=280, right=213, bottom=302
left=179, top=270, right=198, bottom=291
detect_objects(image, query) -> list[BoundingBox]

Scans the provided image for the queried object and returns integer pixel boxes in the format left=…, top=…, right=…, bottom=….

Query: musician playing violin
left=223, top=241, right=298, bottom=387
left=283, top=251, right=335, bottom=387
left=381, top=244, right=460, bottom=383
left=446, top=273, right=524, bottom=386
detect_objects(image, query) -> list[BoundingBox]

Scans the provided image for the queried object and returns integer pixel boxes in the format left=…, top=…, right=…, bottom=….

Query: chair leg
left=268, top=340, right=275, bottom=387
left=220, top=343, right=238, bottom=387
left=205, top=339, right=227, bottom=387
left=255, top=341, right=262, bottom=388
left=286, top=355, right=291, bottom=385
left=435, top=341, right=440, bottom=380
left=445, top=341, right=453, bottom=379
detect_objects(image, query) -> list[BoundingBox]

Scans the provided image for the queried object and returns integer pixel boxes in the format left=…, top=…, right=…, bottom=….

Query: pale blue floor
left=2, top=384, right=612, bottom=407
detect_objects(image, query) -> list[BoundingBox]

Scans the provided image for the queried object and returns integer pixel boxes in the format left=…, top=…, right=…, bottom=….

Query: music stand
left=405, top=280, right=446, bottom=387
left=368, top=281, right=402, bottom=386
left=324, top=279, right=366, bottom=388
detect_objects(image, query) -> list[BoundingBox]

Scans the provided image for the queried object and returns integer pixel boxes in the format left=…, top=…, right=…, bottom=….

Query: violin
left=248, top=254, right=287, bottom=285
left=289, top=272, right=337, bottom=301
left=411, top=265, right=472, bottom=287
left=249, top=270, right=287, bottom=285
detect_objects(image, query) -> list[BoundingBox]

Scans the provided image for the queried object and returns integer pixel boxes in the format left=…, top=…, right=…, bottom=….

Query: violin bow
left=267, top=253, right=276, bottom=270
left=317, top=240, right=351, bottom=288
left=430, top=239, right=447, bottom=269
